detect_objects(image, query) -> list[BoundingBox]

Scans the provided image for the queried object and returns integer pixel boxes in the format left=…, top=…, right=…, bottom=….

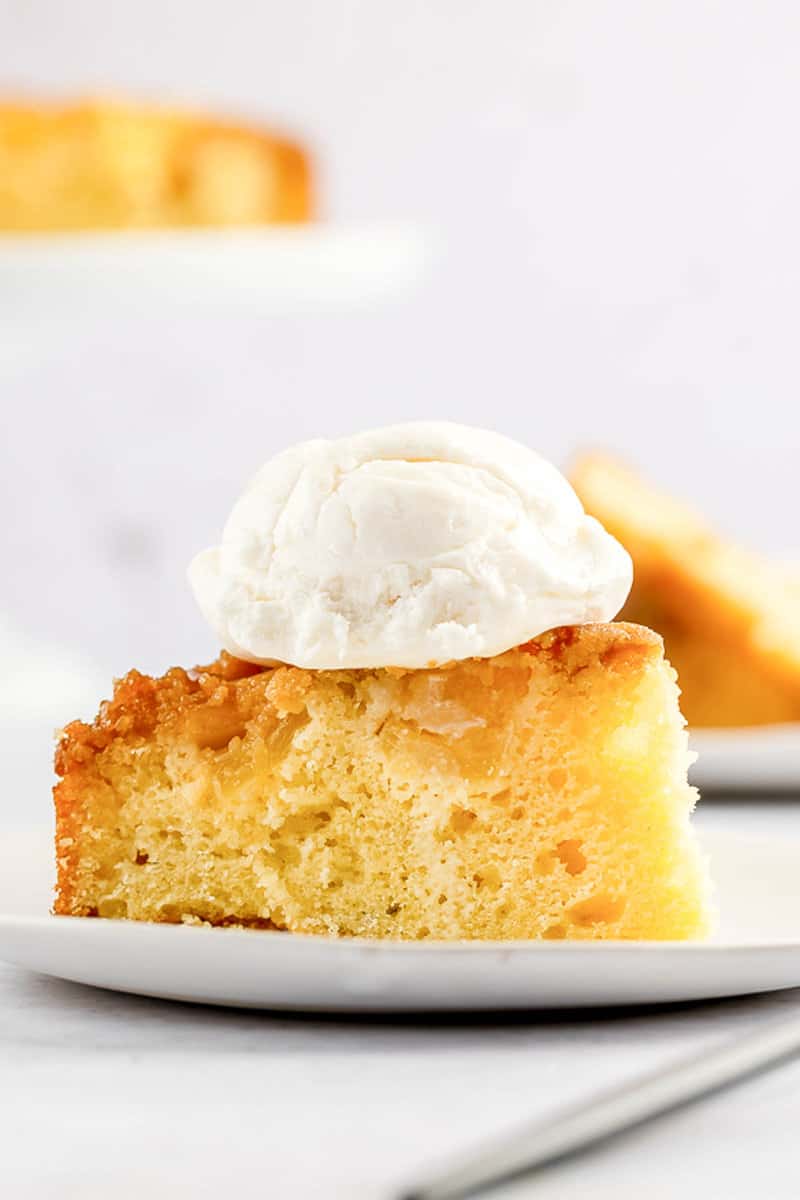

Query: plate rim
left=2, top=825, right=800, bottom=1009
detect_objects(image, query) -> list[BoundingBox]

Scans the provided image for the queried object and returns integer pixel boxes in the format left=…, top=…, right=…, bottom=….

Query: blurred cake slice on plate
left=571, top=453, right=800, bottom=729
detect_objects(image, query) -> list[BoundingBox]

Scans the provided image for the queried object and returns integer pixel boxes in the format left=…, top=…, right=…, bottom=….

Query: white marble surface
left=3, top=801, right=800, bottom=1199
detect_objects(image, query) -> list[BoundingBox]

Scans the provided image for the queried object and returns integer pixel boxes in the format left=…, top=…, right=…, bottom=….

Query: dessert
left=0, top=99, right=311, bottom=231
left=571, top=453, right=800, bottom=728
left=54, top=424, right=712, bottom=940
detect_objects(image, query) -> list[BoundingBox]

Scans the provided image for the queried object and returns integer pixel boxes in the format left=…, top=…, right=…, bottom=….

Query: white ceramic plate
left=0, top=224, right=427, bottom=321
left=691, top=725, right=800, bottom=792
left=1, top=826, right=798, bottom=1012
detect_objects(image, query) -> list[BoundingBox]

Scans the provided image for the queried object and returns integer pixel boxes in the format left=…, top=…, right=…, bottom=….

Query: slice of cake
left=54, top=423, right=712, bottom=941
left=54, top=624, right=711, bottom=940
left=0, top=98, right=311, bottom=231
left=571, top=453, right=800, bottom=728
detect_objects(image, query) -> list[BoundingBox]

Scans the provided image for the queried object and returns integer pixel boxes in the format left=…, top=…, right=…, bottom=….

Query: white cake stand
left=0, top=223, right=429, bottom=322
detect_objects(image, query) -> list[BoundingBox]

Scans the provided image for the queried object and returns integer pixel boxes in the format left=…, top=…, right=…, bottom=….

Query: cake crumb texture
left=54, top=625, right=711, bottom=940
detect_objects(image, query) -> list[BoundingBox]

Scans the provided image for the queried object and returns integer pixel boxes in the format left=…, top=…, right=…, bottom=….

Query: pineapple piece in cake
left=571, top=454, right=800, bottom=728
left=54, top=623, right=711, bottom=941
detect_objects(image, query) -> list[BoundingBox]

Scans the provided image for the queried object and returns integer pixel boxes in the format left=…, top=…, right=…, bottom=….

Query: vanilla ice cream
left=189, top=422, right=632, bottom=669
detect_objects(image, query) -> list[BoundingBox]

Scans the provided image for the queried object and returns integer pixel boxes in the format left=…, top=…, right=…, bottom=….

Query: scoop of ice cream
left=189, top=422, right=633, bottom=669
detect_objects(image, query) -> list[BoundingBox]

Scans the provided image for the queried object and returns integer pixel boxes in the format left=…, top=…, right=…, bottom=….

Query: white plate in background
left=0, top=224, right=428, bottom=321
left=691, top=725, right=800, bottom=792
left=1, top=826, right=800, bottom=1011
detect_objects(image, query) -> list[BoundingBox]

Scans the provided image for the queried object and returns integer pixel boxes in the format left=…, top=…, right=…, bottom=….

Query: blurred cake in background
left=0, top=98, right=311, bottom=231
left=571, top=453, right=800, bottom=728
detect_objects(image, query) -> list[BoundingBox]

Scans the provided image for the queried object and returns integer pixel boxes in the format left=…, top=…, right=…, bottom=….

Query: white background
left=2, top=0, right=799, bottom=683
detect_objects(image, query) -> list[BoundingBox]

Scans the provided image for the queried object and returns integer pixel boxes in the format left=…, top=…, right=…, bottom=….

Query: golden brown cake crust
left=55, top=623, right=662, bottom=776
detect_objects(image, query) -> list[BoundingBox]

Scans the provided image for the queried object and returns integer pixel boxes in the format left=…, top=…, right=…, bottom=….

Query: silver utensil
left=400, top=1011, right=800, bottom=1200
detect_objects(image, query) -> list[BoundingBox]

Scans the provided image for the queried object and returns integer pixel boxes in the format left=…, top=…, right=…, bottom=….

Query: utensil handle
left=401, top=1013, right=800, bottom=1200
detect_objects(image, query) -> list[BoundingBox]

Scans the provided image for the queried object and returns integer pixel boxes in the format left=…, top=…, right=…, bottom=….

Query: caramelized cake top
left=55, top=623, right=663, bottom=778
